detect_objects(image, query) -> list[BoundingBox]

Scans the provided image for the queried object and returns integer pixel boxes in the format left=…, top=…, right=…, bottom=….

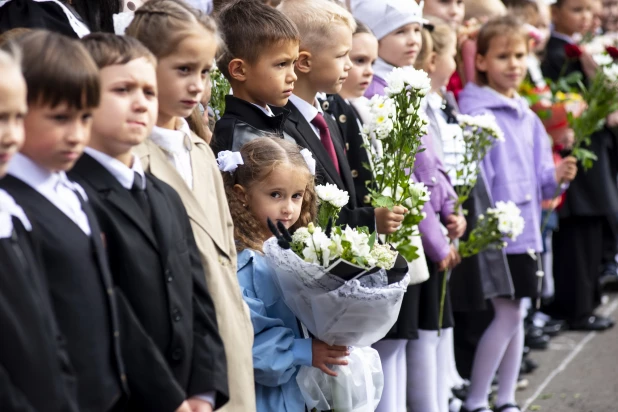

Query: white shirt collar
left=8, top=152, right=77, bottom=193
left=373, top=58, right=395, bottom=81
left=551, top=31, right=577, bottom=45
left=426, top=92, right=444, bottom=110
left=84, top=147, right=145, bottom=190
left=149, top=118, right=193, bottom=155
left=289, top=94, right=322, bottom=123
left=0, top=188, right=32, bottom=238
left=251, top=103, right=275, bottom=117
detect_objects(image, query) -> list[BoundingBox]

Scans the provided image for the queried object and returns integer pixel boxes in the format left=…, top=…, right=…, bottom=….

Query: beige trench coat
left=135, top=135, right=256, bottom=412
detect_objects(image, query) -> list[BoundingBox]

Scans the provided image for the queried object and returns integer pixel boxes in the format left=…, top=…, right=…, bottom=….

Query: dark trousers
left=453, top=307, right=494, bottom=379
left=547, top=216, right=604, bottom=322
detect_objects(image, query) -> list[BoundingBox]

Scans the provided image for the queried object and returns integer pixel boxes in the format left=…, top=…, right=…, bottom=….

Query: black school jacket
left=0, top=175, right=187, bottom=412
left=541, top=35, right=618, bottom=219
left=69, top=153, right=229, bottom=407
left=0, top=215, right=78, bottom=412
left=276, top=100, right=376, bottom=230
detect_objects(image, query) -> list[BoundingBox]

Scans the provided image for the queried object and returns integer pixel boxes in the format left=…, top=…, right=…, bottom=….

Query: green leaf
left=372, top=195, right=395, bottom=209
left=368, top=231, right=377, bottom=249
left=396, top=242, right=419, bottom=262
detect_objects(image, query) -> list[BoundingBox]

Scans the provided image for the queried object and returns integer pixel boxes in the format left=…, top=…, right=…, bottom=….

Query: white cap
left=351, top=0, right=426, bottom=40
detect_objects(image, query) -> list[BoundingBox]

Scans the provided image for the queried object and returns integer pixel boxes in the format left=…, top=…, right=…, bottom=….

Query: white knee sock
left=442, top=327, right=466, bottom=388
left=465, top=298, right=524, bottom=411
left=495, top=320, right=524, bottom=409
left=373, top=339, right=407, bottom=412
left=406, top=329, right=450, bottom=412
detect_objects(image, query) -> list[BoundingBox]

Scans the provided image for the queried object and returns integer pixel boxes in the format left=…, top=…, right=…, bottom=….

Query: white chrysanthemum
left=341, top=226, right=371, bottom=258
left=593, top=53, right=614, bottom=66
left=409, top=181, right=431, bottom=203
left=457, top=113, right=505, bottom=142
left=370, top=243, right=398, bottom=269
left=384, top=66, right=431, bottom=97
left=292, top=227, right=311, bottom=244
left=315, top=183, right=350, bottom=208
left=603, top=63, right=618, bottom=83
left=493, top=201, right=525, bottom=240
left=302, top=227, right=333, bottom=267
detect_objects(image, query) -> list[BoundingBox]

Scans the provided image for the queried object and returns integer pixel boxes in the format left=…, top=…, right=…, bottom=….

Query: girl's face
left=476, top=35, right=528, bottom=98
left=426, top=34, right=458, bottom=92
left=552, top=0, right=593, bottom=36
left=340, top=32, right=378, bottom=99
left=239, top=163, right=309, bottom=240
left=379, top=23, right=422, bottom=68
left=0, top=66, right=27, bottom=177
left=156, top=29, right=216, bottom=130
left=423, top=0, right=465, bottom=29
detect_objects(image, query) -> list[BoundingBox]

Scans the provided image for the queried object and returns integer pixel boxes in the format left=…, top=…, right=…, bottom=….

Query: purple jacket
left=458, top=83, right=559, bottom=254
left=413, top=134, right=457, bottom=262
left=366, top=73, right=455, bottom=262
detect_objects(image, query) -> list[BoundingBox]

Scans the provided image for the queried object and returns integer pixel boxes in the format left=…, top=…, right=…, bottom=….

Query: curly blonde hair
left=222, top=137, right=317, bottom=252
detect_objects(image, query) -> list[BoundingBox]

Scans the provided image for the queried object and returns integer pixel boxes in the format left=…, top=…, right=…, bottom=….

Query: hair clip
left=217, top=150, right=244, bottom=173
left=300, top=148, right=316, bottom=176
left=267, top=218, right=293, bottom=249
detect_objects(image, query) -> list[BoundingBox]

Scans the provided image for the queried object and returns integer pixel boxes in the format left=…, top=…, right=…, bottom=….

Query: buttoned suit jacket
left=69, top=154, right=228, bottom=406
left=134, top=133, right=257, bottom=412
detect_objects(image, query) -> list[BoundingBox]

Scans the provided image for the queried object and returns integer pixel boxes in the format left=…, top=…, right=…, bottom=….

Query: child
left=278, top=0, right=406, bottom=235
left=323, top=20, right=378, bottom=207
left=125, top=1, right=258, bottom=410
left=541, top=0, right=618, bottom=331
left=221, top=136, right=349, bottom=412
left=0, top=46, right=79, bottom=412
left=0, top=29, right=192, bottom=412
left=70, top=33, right=228, bottom=411
left=423, top=0, right=466, bottom=29
left=211, top=0, right=300, bottom=154
left=458, top=16, right=578, bottom=412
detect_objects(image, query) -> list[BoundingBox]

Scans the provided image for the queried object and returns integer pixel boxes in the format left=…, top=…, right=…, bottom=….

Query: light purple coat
left=458, top=83, right=560, bottom=254
left=366, top=75, right=456, bottom=263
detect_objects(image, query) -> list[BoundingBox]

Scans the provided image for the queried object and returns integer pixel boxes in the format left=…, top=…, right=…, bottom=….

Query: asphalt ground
left=516, top=293, right=618, bottom=412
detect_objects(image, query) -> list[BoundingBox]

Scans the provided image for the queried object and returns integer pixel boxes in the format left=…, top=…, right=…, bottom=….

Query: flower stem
left=438, top=268, right=449, bottom=337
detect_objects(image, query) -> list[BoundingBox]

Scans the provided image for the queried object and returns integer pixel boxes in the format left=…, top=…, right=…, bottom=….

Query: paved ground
left=516, top=293, right=618, bottom=412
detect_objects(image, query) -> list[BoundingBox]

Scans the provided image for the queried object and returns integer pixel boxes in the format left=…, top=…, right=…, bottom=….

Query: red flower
left=606, top=46, right=618, bottom=60
left=564, top=43, right=583, bottom=59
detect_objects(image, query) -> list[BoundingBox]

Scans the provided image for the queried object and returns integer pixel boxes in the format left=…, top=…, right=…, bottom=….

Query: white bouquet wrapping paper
left=263, top=237, right=410, bottom=411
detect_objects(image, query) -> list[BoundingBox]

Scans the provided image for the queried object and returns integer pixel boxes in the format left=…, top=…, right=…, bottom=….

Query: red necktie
left=311, top=113, right=340, bottom=175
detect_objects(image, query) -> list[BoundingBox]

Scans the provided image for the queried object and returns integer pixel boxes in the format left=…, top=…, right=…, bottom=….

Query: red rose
left=564, top=43, right=583, bottom=59
left=606, top=46, right=618, bottom=60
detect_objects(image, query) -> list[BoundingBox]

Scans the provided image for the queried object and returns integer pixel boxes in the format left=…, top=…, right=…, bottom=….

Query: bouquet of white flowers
left=263, top=184, right=410, bottom=411
left=361, top=67, right=432, bottom=262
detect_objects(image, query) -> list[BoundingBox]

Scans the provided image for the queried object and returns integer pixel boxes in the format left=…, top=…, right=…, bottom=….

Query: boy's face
left=552, top=0, right=593, bottom=36
left=423, top=0, right=465, bottom=29
left=22, top=101, right=93, bottom=172
left=156, top=31, right=215, bottom=128
left=379, top=23, right=422, bottom=68
left=305, top=23, right=353, bottom=94
left=476, top=35, right=527, bottom=97
left=241, top=40, right=299, bottom=108
left=91, top=58, right=158, bottom=158
left=601, top=0, right=618, bottom=32
left=0, top=66, right=27, bottom=177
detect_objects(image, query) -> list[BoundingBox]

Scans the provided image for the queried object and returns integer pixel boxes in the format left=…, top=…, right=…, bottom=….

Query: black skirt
left=417, top=259, right=454, bottom=330
left=507, top=253, right=540, bottom=299
left=382, top=283, right=421, bottom=340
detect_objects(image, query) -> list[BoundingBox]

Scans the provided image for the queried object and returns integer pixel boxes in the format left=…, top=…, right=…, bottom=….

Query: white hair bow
left=300, top=148, right=316, bottom=176
left=217, top=150, right=244, bottom=173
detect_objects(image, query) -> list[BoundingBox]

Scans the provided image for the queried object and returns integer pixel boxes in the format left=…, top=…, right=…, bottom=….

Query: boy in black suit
left=0, top=46, right=79, bottom=412
left=0, top=30, right=191, bottom=412
left=541, top=0, right=618, bottom=331
left=70, top=33, right=228, bottom=412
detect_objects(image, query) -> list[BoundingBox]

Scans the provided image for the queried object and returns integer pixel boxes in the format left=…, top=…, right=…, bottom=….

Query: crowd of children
left=1, top=0, right=617, bottom=411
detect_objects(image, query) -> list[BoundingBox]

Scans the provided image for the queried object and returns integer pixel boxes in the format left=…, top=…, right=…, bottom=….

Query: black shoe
left=460, top=407, right=492, bottom=412
left=542, top=318, right=566, bottom=336
left=520, top=357, right=539, bottom=374
left=595, top=315, right=615, bottom=327
left=569, top=315, right=613, bottom=331
left=525, top=326, right=550, bottom=350
left=494, top=404, right=521, bottom=412
left=452, top=382, right=469, bottom=400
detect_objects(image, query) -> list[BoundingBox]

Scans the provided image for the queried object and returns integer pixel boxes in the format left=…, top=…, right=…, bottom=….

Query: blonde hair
left=464, top=0, right=506, bottom=21
left=278, top=0, right=356, bottom=51
left=222, top=137, right=317, bottom=252
left=125, top=0, right=218, bottom=142
left=415, top=17, right=456, bottom=71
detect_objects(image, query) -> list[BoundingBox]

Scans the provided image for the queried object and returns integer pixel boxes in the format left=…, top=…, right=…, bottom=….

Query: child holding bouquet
left=220, top=137, right=349, bottom=412
left=458, top=16, right=578, bottom=412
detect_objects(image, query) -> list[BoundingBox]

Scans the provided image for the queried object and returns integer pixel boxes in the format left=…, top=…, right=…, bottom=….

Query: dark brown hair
left=222, top=137, right=317, bottom=252
left=0, top=28, right=32, bottom=46
left=10, top=30, right=100, bottom=110
left=475, top=15, right=529, bottom=85
left=126, top=0, right=218, bottom=141
left=354, top=19, right=373, bottom=36
left=216, top=0, right=299, bottom=80
left=81, top=33, right=157, bottom=69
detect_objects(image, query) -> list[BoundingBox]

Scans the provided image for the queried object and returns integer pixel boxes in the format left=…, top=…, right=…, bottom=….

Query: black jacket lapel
left=145, top=176, right=174, bottom=271
left=325, top=114, right=358, bottom=207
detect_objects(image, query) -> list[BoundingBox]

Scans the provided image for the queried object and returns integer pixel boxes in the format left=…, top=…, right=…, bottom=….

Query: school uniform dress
left=236, top=249, right=312, bottom=412
left=0, top=153, right=186, bottom=412
left=0, top=189, right=78, bottom=412
left=278, top=94, right=376, bottom=231
left=135, top=119, right=258, bottom=412
left=542, top=33, right=618, bottom=323
left=69, top=149, right=228, bottom=408
left=459, top=83, right=561, bottom=299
